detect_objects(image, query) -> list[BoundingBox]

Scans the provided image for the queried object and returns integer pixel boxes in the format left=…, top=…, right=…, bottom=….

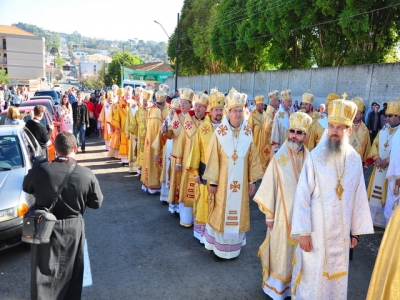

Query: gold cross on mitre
left=342, top=92, right=347, bottom=100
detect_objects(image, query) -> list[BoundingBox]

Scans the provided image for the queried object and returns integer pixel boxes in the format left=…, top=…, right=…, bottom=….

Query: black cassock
left=23, top=157, right=103, bottom=300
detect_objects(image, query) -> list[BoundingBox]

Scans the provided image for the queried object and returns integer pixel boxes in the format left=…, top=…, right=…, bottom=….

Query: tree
left=105, top=52, right=143, bottom=86
left=0, top=70, right=10, bottom=85
left=81, top=76, right=104, bottom=89
left=54, top=57, right=66, bottom=69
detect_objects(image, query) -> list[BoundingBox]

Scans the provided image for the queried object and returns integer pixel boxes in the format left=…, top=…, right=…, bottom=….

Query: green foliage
left=0, top=70, right=10, bottom=85
left=54, top=57, right=65, bottom=69
left=105, top=52, right=143, bottom=86
left=81, top=76, right=104, bottom=89
left=168, top=0, right=400, bottom=74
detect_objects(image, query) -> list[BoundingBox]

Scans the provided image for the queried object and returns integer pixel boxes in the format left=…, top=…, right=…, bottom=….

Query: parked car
left=0, top=106, right=59, bottom=161
left=0, top=125, right=47, bottom=251
left=34, top=90, right=60, bottom=106
left=53, top=84, right=62, bottom=93
left=21, top=99, right=58, bottom=121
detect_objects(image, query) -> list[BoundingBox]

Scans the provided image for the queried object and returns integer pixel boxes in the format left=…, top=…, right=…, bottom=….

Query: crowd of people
left=0, top=84, right=29, bottom=111
left=3, top=81, right=397, bottom=299
left=90, top=84, right=399, bottom=300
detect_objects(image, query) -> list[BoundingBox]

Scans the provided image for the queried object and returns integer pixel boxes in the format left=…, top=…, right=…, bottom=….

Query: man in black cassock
left=23, top=132, right=103, bottom=300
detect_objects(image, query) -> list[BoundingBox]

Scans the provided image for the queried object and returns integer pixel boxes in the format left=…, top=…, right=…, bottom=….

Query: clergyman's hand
left=299, top=235, right=313, bottom=252
left=209, top=186, right=217, bottom=195
left=249, top=183, right=255, bottom=196
left=266, top=221, right=274, bottom=230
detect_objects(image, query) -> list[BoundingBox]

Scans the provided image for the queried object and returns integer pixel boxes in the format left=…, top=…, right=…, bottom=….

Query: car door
left=23, top=127, right=42, bottom=160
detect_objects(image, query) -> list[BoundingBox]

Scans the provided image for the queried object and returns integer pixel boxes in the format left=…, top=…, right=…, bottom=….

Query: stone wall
left=163, top=63, right=400, bottom=108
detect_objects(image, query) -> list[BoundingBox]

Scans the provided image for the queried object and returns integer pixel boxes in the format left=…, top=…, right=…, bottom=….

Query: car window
left=23, top=128, right=42, bottom=155
left=0, top=135, right=24, bottom=169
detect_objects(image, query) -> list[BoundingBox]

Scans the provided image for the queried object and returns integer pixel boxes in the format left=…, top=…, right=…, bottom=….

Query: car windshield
left=0, top=135, right=24, bottom=170
left=34, top=91, right=59, bottom=105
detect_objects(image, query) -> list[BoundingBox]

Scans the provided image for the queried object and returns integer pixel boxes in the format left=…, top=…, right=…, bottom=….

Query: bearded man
left=291, top=96, right=374, bottom=299
left=254, top=112, right=312, bottom=299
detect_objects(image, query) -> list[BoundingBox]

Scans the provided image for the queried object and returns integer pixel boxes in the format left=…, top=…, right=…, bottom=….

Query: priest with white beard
left=254, top=111, right=312, bottom=299
left=291, top=95, right=374, bottom=300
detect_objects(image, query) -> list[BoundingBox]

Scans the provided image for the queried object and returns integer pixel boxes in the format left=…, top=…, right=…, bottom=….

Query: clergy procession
left=97, top=83, right=400, bottom=300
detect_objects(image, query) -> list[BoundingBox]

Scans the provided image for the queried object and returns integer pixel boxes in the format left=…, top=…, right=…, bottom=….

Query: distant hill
left=13, top=22, right=168, bottom=62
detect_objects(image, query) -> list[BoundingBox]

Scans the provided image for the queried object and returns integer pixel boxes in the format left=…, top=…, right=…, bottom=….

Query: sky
left=1, top=0, right=184, bottom=42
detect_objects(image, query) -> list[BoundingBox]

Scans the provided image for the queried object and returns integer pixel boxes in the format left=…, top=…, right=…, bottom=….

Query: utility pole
left=175, top=13, right=179, bottom=93
left=121, top=43, right=125, bottom=86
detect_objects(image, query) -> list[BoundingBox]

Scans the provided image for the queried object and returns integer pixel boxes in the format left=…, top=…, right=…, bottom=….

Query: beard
left=326, top=133, right=349, bottom=157
left=287, top=137, right=304, bottom=151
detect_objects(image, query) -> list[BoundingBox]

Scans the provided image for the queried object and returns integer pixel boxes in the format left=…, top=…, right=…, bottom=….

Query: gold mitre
left=302, top=90, right=314, bottom=104
left=351, top=96, right=364, bottom=112
left=289, top=112, right=313, bottom=134
left=326, top=93, right=340, bottom=105
left=386, top=99, right=400, bottom=115
left=281, top=89, right=292, bottom=101
left=226, top=90, right=244, bottom=110
left=117, top=88, right=124, bottom=96
left=254, top=94, right=265, bottom=105
left=268, top=90, right=280, bottom=102
left=142, top=89, right=154, bottom=101
left=210, top=87, right=218, bottom=94
left=328, top=93, right=357, bottom=127
left=194, top=92, right=209, bottom=107
left=107, top=91, right=113, bottom=99
left=170, top=98, right=180, bottom=109
left=159, top=84, right=170, bottom=95
left=209, top=91, right=225, bottom=109
left=124, top=86, right=133, bottom=95
left=179, top=87, right=195, bottom=102
left=155, top=90, right=167, bottom=103
left=135, top=87, right=144, bottom=96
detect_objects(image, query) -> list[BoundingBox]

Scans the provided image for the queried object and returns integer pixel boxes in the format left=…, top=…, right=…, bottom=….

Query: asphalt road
left=0, top=136, right=384, bottom=300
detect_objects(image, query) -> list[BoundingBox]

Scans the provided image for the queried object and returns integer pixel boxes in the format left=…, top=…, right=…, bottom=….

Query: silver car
left=0, top=125, right=46, bottom=250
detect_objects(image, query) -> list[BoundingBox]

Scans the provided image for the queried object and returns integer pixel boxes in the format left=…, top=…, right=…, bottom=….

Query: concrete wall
left=163, top=63, right=400, bottom=107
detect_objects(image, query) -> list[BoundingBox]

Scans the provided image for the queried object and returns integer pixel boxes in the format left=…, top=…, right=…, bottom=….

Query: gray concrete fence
left=163, top=63, right=400, bottom=108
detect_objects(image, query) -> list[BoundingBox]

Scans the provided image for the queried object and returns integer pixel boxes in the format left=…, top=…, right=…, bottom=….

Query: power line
left=177, top=3, right=400, bottom=54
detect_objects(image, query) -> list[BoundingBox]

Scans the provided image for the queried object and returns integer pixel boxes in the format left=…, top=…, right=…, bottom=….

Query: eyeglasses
left=385, top=114, right=394, bottom=118
left=289, top=129, right=304, bottom=135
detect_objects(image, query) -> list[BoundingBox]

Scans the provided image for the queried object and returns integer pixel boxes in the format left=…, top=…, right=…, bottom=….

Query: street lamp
left=154, top=16, right=179, bottom=93
left=154, top=20, right=170, bottom=39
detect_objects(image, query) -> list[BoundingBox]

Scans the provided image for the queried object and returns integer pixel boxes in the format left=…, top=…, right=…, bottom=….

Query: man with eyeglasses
left=366, top=99, right=400, bottom=226
left=254, top=111, right=312, bottom=299
left=271, top=89, right=293, bottom=153
left=307, top=93, right=340, bottom=151
left=260, top=90, right=281, bottom=170
left=202, top=89, right=263, bottom=261
left=291, top=95, right=373, bottom=299
left=350, top=96, right=371, bottom=170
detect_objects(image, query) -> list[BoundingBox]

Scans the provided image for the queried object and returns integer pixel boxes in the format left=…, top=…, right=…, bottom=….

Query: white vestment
left=271, top=105, right=290, bottom=152
left=385, top=129, right=400, bottom=220
left=291, top=137, right=374, bottom=299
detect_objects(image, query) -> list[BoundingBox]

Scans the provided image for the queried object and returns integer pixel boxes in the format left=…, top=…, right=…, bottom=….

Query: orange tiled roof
left=126, top=62, right=173, bottom=72
left=0, top=25, right=36, bottom=36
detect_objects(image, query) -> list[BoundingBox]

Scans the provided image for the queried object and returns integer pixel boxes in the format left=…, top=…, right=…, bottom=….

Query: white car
left=53, top=84, right=62, bottom=93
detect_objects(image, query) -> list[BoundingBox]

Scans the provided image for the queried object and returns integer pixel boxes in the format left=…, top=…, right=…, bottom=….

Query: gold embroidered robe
left=187, top=115, right=216, bottom=227
left=141, top=105, right=169, bottom=189
left=98, top=101, right=112, bottom=141
left=123, top=106, right=138, bottom=172
left=179, top=112, right=206, bottom=207
left=260, top=105, right=277, bottom=171
left=203, top=127, right=263, bottom=233
left=107, top=103, right=120, bottom=158
left=367, top=206, right=400, bottom=300
left=349, top=121, right=371, bottom=163
left=131, top=106, right=147, bottom=171
left=248, top=109, right=266, bottom=171
left=254, top=141, right=308, bottom=295
left=111, top=99, right=130, bottom=158
left=303, top=111, right=321, bottom=149
left=307, top=118, right=326, bottom=151
left=271, top=107, right=290, bottom=151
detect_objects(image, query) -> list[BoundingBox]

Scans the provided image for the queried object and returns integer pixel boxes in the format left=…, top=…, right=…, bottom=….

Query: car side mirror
left=33, top=155, right=47, bottom=165
left=53, top=121, right=60, bottom=127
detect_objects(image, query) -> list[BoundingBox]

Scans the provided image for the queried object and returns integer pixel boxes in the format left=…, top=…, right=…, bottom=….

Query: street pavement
left=0, top=136, right=384, bottom=299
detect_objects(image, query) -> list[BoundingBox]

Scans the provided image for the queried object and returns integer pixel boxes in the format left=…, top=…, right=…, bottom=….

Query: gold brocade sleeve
left=123, top=109, right=132, bottom=135
left=307, top=121, right=324, bottom=151
left=367, top=132, right=380, bottom=162
left=98, top=106, right=106, bottom=126
left=203, top=133, right=220, bottom=184
left=187, top=129, right=201, bottom=175
left=152, top=132, right=161, bottom=154
left=361, top=126, right=371, bottom=163
left=248, top=142, right=264, bottom=183
left=111, top=106, right=122, bottom=129
left=131, top=110, right=140, bottom=136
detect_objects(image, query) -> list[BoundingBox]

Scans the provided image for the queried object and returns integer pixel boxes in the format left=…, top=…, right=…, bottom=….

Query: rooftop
left=0, top=25, right=36, bottom=36
left=126, top=62, right=173, bottom=72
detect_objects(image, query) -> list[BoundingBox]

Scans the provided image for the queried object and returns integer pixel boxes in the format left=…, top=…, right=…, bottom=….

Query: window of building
left=2, top=39, right=6, bottom=50
left=3, top=54, right=6, bottom=64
